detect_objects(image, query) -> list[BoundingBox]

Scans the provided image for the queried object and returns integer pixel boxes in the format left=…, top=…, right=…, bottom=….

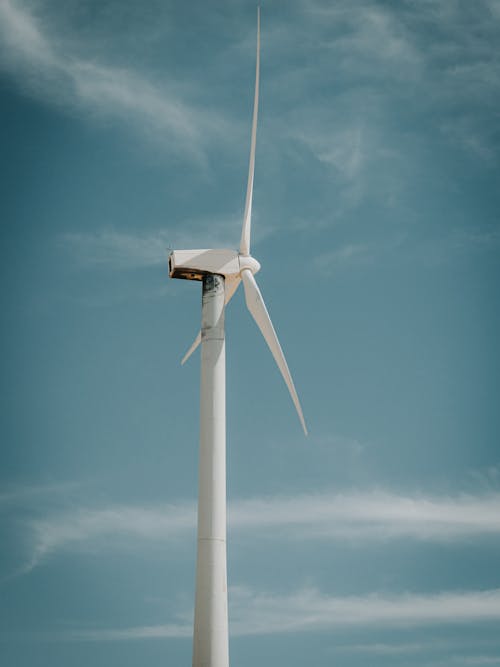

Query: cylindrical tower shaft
left=192, top=274, right=229, bottom=667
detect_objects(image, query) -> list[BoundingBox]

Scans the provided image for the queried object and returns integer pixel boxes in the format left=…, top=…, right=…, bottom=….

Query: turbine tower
left=169, top=8, right=307, bottom=666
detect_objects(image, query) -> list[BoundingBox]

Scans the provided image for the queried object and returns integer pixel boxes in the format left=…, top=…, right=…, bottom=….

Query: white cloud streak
left=62, top=621, right=191, bottom=642
left=283, top=0, right=500, bottom=212
left=27, top=502, right=196, bottom=572
left=21, top=490, right=500, bottom=572
left=43, top=586, right=500, bottom=641
left=313, top=233, right=406, bottom=274
left=313, top=242, right=372, bottom=273
left=231, top=491, right=500, bottom=540
left=431, top=657, right=500, bottom=667
left=61, top=230, right=174, bottom=270
left=228, top=586, right=500, bottom=636
left=0, top=0, right=224, bottom=161
left=59, top=212, right=274, bottom=270
left=333, top=639, right=500, bottom=666
left=0, top=480, right=81, bottom=507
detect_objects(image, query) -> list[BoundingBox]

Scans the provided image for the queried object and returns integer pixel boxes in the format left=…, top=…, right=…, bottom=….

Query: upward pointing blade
left=241, top=269, right=307, bottom=435
left=239, top=6, right=260, bottom=257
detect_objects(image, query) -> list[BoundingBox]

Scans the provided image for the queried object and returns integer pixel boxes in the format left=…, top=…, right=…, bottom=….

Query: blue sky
left=1, top=0, right=500, bottom=665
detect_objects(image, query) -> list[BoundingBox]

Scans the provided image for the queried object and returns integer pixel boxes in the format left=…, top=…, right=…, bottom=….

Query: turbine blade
left=224, top=274, right=242, bottom=306
left=181, top=331, right=201, bottom=366
left=239, top=6, right=260, bottom=257
left=181, top=276, right=242, bottom=365
left=241, top=269, right=307, bottom=435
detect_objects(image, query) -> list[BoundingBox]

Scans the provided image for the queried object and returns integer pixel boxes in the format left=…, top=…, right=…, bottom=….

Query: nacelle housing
left=169, top=249, right=260, bottom=280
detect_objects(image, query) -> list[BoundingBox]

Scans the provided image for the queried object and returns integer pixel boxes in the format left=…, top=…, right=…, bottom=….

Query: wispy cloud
left=278, top=0, right=500, bottom=215
left=314, top=242, right=372, bottom=274
left=230, top=491, right=500, bottom=540
left=228, top=586, right=500, bottom=636
left=0, top=0, right=227, bottom=161
left=25, top=502, right=196, bottom=573
left=313, top=233, right=406, bottom=275
left=64, top=622, right=192, bottom=642
left=30, top=586, right=500, bottom=641
left=337, top=640, right=446, bottom=655
left=411, top=226, right=500, bottom=269
left=335, top=637, right=500, bottom=659
left=0, top=480, right=81, bottom=508
left=59, top=213, right=274, bottom=270
left=61, top=230, right=173, bottom=270
left=309, top=2, right=422, bottom=74
left=313, top=220, right=500, bottom=275
left=431, top=657, right=500, bottom=667
left=297, top=126, right=366, bottom=181
left=15, top=490, right=500, bottom=574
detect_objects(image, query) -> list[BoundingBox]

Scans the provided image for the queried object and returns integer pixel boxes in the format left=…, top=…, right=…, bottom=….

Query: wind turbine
left=169, top=8, right=307, bottom=667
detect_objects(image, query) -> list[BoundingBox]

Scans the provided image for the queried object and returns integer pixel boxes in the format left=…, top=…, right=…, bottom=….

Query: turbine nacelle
left=169, top=248, right=260, bottom=281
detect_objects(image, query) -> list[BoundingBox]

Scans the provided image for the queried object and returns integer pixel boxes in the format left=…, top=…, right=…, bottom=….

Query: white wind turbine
left=169, top=8, right=307, bottom=667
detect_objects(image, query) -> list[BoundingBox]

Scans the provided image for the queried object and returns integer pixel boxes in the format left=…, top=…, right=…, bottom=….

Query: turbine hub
left=238, top=254, right=260, bottom=276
